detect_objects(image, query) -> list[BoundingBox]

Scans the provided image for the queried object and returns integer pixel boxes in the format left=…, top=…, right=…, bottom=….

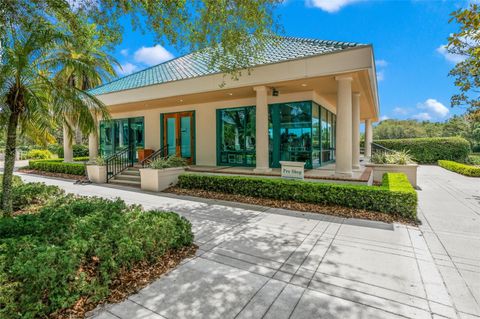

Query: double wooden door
left=163, top=112, right=194, bottom=163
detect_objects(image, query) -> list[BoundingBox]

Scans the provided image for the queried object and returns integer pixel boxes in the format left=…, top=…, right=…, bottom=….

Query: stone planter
left=87, top=165, right=107, bottom=183
left=365, top=163, right=418, bottom=187
left=139, top=167, right=185, bottom=192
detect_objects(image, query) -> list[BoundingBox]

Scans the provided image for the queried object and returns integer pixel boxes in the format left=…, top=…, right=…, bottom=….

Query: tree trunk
left=1, top=111, right=20, bottom=216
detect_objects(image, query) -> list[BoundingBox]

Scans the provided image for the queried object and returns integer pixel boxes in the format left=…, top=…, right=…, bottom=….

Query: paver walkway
left=14, top=167, right=479, bottom=319
left=417, top=166, right=480, bottom=319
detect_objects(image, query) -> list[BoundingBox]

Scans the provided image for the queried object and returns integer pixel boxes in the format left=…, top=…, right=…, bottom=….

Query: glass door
left=163, top=112, right=194, bottom=163
left=99, top=117, right=144, bottom=161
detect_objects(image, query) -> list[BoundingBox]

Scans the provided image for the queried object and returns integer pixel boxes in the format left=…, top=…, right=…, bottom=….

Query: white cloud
left=417, top=98, right=449, bottom=118
left=305, top=0, right=360, bottom=13
left=412, top=112, right=432, bottom=121
left=436, top=44, right=466, bottom=64
left=133, top=45, right=174, bottom=66
left=115, top=62, right=139, bottom=76
left=376, top=70, right=384, bottom=81
left=380, top=115, right=390, bottom=121
left=375, top=59, right=388, bottom=67
left=120, top=49, right=129, bottom=57
left=393, top=107, right=408, bottom=116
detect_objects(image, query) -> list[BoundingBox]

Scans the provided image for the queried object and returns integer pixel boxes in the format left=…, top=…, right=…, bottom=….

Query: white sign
left=280, top=161, right=305, bottom=180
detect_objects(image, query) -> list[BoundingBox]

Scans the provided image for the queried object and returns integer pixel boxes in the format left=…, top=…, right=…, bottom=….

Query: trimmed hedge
left=438, top=160, right=480, bottom=177
left=177, top=173, right=417, bottom=219
left=28, top=159, right=87, bottom=175
left=375, top=137, right=471, bottom=164
left=56, top=144, right=89, bottom=158
left=0, top=194, right=193, bottom=318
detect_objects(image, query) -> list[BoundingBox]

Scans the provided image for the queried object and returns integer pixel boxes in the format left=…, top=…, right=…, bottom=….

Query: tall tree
left=0, top=0, right=281, bottom=77
left=0, top=24, right=108, bottom=215
left=447, top=3, right=480, bottom=119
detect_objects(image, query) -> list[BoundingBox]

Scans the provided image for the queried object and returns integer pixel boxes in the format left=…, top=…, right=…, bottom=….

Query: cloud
left=393, top=107, right=408, bottom=116
left=375, top=59, right=388, bottom=67
left=380, top=115, right=390, bottom=121
left=417, top=98, right=449, bottom=118
left=412, top=112, right=432, bottom=121
left=120, top=49, right=129, bottom=57
left=376, top=70, right=384, bottom=81
left=115, top=62, right=139, bottom=76
left=305, top=0, right=361, bottom=13
left=133, top=45, right=174, bottom=66
left=436, top=44, right=466, bottom=64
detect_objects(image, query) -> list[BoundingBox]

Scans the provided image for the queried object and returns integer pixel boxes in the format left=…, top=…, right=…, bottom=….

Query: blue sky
left=111, top=0, right=470, bottom=123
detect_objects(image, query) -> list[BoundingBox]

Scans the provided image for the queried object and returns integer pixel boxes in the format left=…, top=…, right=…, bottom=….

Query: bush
left=375, top=137, right=471, bottom=164
left=25, top=149, right=53, bottom=160
left=467, top=154, right=480, bottom=166
left=177, top=173, right=417, bottom=218
left=150, top=156, right=188, bottom=169
left=56, top=144, right=89, bottom=158
left=438, top=160, right=480, bottom=177
left=0, top=175, right=23, bottom=190
left=28, top=159, right=86, bottom=175
left=0, top=195, right=193, bottom=318
left=371, top=150, right=415, bottom=165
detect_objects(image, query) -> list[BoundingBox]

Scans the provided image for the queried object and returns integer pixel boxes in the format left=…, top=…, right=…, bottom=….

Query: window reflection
left=99, top=117, right=144, bottom=160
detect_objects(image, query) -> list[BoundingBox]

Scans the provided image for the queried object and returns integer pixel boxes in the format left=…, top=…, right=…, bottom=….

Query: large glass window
left=269, top=101, right=336, bottom=169
left=99, top=117, right=144, bottom=160
left=217, top=106, right=256, bottom=166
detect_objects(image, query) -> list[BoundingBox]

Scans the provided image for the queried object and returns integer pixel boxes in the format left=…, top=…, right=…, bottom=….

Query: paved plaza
left=16, top=165, right=479, bottom=319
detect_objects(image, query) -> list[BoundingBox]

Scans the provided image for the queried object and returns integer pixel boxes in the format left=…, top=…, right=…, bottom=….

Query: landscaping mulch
left=18, top=168, right=85, bottom=181
left=52, top=245, right=197, bottom=319
left=166, top=187, right=416, bottom=225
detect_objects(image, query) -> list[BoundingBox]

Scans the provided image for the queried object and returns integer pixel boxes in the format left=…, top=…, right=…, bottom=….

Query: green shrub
left=25, top=149, right=53, bottom=160
left=150, top=156, right=188, bottom=169
left=0, top=175, right=23, bottom=190
left=0, top=195, right=193, bottom=318
left=177, top=173, right=417, bottom=218
left=438, top=160, right=480, bottom=177
left=371, top=150, right=415, bottom=165
left=11, top=183, right=65, bottom=211
left=28, top=159, right=86, bottom=175
left=56, top=144, right=89, bottom=158
left=467, top=154, right=480, bottom=166
left=375, top=137, right=471, bottom=164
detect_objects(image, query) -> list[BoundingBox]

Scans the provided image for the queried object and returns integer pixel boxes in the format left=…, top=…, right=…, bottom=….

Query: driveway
left=16, top=168, right=476, bottom=319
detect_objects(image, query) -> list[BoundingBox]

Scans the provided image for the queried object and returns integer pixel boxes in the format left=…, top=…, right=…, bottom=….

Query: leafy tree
left=447, top=3, right=480, bottom=119
left=0, top=0, right=281, bottom=77
left=0, top=24, right=109, bottom=215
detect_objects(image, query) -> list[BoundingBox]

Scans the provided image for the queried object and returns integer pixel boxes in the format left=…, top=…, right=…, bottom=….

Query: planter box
left=87, top=165, right=106, bottom=183
left=365, top=163, right=418, bottom=188
left=138, top=149, right=154, bottom=162
left=279, top=161, right=305, bottom=180
left=140, top=167, right=185, bottom=192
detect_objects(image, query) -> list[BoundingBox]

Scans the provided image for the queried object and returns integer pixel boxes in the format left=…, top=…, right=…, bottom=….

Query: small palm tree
left=52, top=24, right=118, bottom=149
left=0, top=25, right=109, bottom=215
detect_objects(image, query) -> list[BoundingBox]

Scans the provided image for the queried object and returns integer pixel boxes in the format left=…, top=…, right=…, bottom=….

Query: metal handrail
left=106, top=145, right=135, bottom=182
left=141, top=144, right=169, bottom=167
left=371, top=142, right=395, bottom=155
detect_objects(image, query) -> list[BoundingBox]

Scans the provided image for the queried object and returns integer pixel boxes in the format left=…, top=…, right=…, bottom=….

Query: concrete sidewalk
left=417, top=166, right=480, bottom=319
left=16, top=171, right=469, bottom=319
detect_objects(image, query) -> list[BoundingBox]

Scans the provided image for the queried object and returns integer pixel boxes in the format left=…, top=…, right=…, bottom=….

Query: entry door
left=163, top=112, right=194, bottom=163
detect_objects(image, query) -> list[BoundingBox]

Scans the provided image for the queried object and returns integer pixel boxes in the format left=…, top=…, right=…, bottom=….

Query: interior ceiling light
left=301, top=83, right=307, bottom=87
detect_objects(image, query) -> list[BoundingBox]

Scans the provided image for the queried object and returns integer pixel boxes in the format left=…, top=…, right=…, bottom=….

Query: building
left=78, top=36, right=379, bottom=177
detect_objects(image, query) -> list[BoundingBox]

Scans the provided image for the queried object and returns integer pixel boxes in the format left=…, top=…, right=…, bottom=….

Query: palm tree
left=0, top=25, right=109, bottom=215
left=52, top=24, right=118, bottom=155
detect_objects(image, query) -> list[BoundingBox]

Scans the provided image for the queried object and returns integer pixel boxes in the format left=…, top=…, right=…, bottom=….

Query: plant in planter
left=367, top=150, right=419, bottom=187
left=87, top=156, right=107, bottom=183
left=140, top=156, right=188, bottom=192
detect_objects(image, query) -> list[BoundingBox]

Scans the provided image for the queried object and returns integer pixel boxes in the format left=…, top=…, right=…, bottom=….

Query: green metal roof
left=89, top=36, right=364, bottom=96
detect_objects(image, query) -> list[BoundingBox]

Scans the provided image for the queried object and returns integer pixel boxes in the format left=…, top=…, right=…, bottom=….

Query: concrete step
left=109, top=178, right=141, bottom=187
left=114, top=174, right=141, bottom=182
left=121, top=169, right=140, bottom=176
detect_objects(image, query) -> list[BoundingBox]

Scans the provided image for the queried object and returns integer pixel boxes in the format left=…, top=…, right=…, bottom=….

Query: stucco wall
left=108, top=91, right=333, bottom=166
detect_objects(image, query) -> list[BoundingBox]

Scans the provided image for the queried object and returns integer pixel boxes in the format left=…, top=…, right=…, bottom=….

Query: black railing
left=371, top=142, right=395, bottom=156
left=141, top=144, right=169, bottom=167
left=106, top=145, right=135, bottom=182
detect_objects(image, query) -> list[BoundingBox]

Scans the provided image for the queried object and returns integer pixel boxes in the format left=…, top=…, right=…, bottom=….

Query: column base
left=352, top=164, right=361, bottom=170
left=254, top=167, right=272, bottom=174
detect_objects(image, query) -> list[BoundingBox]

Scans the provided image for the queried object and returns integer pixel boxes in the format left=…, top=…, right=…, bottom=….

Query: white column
left=63, top=123, right=73, bottom=162
left=88, top=132, right=99, bottom=162
left=253, top=86, right=271, bottom=173
left=365, top=119, right=373, bottom=158
left=352, top=92, right=361, bottom=169
left=335, top=75, right=353, bottom=176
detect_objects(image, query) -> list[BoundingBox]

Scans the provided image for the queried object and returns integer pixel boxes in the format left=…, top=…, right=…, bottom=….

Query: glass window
left=99, top=117, right=144, bottom=160
left=312, top=103, right=320, bottom=168
left=217, top=106, right=256, bottom=166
